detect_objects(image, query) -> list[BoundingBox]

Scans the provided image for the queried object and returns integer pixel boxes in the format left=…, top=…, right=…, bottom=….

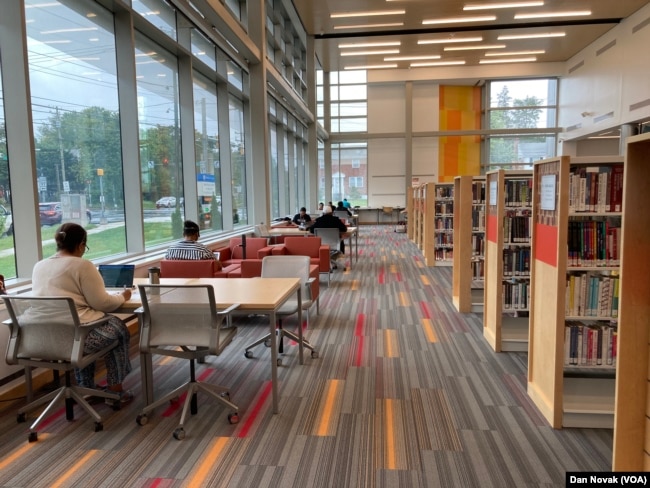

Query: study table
left=120, top=277, right=302, bottom=414
left=268, top=226, right=359, bottom=266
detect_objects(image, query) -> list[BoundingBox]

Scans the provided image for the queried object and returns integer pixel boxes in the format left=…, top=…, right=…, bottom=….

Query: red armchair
left=265, top=236, right=330, bottom=275
left=160, top=259, right=237, bottom=278
left=214, top=237, right=269, bottom=267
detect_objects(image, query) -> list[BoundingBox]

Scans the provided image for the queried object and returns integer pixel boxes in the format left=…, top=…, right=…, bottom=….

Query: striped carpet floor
left=0, top=226, right=612, bottom=487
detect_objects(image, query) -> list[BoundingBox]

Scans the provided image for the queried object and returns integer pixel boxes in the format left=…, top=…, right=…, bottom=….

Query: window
left=331, top=142, right=367, bottom=206
left=229, top=95, right=247, bottom=226
left=486, top=79, right=559, bottom=170
left=351, top=159, right=360, bottom=169
left=269, top=121, right=279, bottom=217
left=132, top=0, right=177, bottom=40
left=0, top=61, right=15, bottom=279
left=325, top=70, right=367, bottom=134
left=349, top=176, right=363, bottom=188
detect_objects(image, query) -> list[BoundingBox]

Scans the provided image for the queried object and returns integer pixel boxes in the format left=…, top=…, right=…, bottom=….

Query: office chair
left=136, top=284, right=240, bottom=440
left=2, top=295, right=121, bottom=442
left=313, top=227, right=344, bottom=284
left=244, top=255, right=318, bottom=366
left=333, top=210, right=350, bottom=223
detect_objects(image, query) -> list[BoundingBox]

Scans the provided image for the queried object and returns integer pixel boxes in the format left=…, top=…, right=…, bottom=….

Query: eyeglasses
left=83, top=242, right=90, bottom=252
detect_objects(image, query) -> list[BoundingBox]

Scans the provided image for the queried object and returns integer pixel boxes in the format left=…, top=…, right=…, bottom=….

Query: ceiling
left=290, top=0, right=649, bottom=72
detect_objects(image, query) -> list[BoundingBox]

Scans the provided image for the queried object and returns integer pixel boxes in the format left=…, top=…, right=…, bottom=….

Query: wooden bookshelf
left=612, top=132, right=650, bottom=470
left=527, top=155, right=624, bottom=429
left=406, top=189, right=414, bottom=240
left=483, top=170, right=532, bottom=352
left=433, top=183, right=454, bottom=266
left=411, top=183, right=426, bottom=252
left=453, top=176, right=485, bottom=313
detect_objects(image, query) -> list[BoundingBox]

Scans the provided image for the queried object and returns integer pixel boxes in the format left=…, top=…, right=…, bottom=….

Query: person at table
left=165, top=220, right=222, bottom=268
left=335, top=201, right=353, bottom=217
left=342, top=198, right=352, bottom=209
left=317, top=202, right=324, bottom=213
left=292, top=207, right=312, bottom=228
left=310, top=205, right=348, bottom=254
left=31, top=223, right=133, bottom=404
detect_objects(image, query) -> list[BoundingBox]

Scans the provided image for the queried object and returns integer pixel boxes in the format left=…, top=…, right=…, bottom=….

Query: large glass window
left=331, top=142, right=367, bottom=206
left=269, top=121, right=279, bottom=218
left=486, top=78, right=558, bottom=170
left=0, top=62, right=15, bottom=279
left=229, top=95, right=247, bottom=226
left=193, top=72, right=222, bottom=231
left=132, top=0, right=177, bottom=40
left=327, top=70, right=367, bottom=133
left=135, top=34, right=184, bottom=248
left=26, top=0, right=126, bottom=258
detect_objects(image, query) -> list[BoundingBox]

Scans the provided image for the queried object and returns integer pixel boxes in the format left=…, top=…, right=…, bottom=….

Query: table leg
left=269, top=310, right=278, bottom=413
left=140, top=352, right=153, bottom=406
left=297, top=287, right=303, bottom=365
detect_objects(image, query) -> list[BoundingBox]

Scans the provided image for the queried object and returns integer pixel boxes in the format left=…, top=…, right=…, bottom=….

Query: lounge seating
left=160, top=259, right=237, bottom=278
left=213, top=237, right=269, bottom=267
left=264, top=236, right=330, bottom=276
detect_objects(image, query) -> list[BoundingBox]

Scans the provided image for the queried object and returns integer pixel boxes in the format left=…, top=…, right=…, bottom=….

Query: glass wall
left=329, top=71, right=367, bottom=133
left=0, top=62, right=15, bottom=279
left=486, top=78, right=558, bottom=170
left=26, top=0, right=126, bottom=259
left=229, top=95, right=247, bottom=225
left=269, top=121, right=279, bottom=217
left=331, top=142, right=367, bottom=206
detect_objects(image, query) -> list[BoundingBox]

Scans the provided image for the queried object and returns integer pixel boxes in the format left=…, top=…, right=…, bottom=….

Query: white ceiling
left=290, top=0, right=649, bottom=72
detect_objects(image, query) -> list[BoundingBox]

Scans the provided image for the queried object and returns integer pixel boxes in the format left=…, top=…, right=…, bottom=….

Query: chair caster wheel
left=277, top=358, right=282, bottom=366
left=244, top=350, right=253, bottom=359
left=264, top=338, right=272, bottom=347
left=94, top=422, right=103, bottom=432
left=228, top=413, right=239, bottom=424
left=17, top=413, right=26, bottom=423
left=136, top=414, right=148, bottom=426
left=28, top=432, right=38, bottom=443
left=173, top=428, right=185, bottom=440
left=311, top=351, right=319, bottom=359
left=220, top=392, right=230, bottom=401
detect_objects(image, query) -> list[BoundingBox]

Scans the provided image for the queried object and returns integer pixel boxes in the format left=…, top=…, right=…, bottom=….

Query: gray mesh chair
left=244, top=255, right=318, bottom=365
left=2, top=295, right=121, bottom=442
left=136, top=284, right=240, bottom=440
left=313, top=227, right=344, bottom=284
left=333, top=210, right=350, bottom=223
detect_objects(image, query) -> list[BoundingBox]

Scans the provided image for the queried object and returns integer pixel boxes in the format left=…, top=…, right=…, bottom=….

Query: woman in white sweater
left=31, top=223, right=133, bottom=403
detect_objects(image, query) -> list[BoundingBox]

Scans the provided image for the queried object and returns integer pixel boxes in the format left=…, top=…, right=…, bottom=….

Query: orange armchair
left=213, top=237, right=269, bottom=267
left=267, top=236, right=330, bottom=274
left=160, top=259, right=237, bottom=278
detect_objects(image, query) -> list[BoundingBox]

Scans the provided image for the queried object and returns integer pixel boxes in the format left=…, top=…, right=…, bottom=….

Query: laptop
left=98, top=264, right=135, bottom=290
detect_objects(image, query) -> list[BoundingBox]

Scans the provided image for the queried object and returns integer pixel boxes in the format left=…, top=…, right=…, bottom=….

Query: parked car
left=155, top=196, right=176, bottom=208
left=0, top=205, right=12, bottom=236
left=39, top=202, right=62, bottom=225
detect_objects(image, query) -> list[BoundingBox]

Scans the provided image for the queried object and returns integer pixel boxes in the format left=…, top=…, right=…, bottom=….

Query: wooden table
left=122, top=277, right=301, bottom=414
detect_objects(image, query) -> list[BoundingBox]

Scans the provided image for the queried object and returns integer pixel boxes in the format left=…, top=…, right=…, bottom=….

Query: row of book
left=504, top=179, right=533, bottom=207
left=434, top=249, right=453, bottom=261
left=565, top=272, right=619, bottom=318
left=568, top=164, right=624, bottom=213
left=434, top=216, right=453, bottom=230
left=503, top=247, right=530, bottom=276
left=472, top=208, right=485, bottom=232
left=434, top=233, right=453, bottom=247
left=471, top=259, right=484, bottom=280
left=435, top=202, right=453, bottom=215
left=473, top=182, right=486, bottom=204
left=567, top=218, right=620, bottom=267
left=472, top=234, right=484, bottom=257
left=564, top=321, right=618, bottom=367
left=435, top=186, right=454, bottom=199
left=503, top=211, right=531, bottom=244
left=502, top=280, right=529, bottom=310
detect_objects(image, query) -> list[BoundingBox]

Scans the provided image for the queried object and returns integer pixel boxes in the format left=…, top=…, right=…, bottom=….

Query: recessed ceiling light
left=340, top=49, right=401, bottom=56
left=498, top=32, right=565, bottom=40
left=423, top=15, right=496, bottom=25
left=418, top=36, right=483, bottom=45
left=444, top=44, right=506, bottom=51
left=339, top=41, right=401, bottom=48
left=331, top=10, right=405, bottom=19
left=479, top=57, right=537, bottom=63
left=410, top=60, right=467, bottom=67
left=384, top=55, right=442, bottom=61
left=485, top=50, right=545, bottom=56
left=464, top=1, right=543, bottom=10
left=334, top=22, right=404, bottom=30
left=514, top=10, right=591, bottom=19
left=344, top=64, right=399, bottom=70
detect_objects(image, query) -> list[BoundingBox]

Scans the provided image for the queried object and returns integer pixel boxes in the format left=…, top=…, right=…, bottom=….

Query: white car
left=155, top=196, right=176, bottom=208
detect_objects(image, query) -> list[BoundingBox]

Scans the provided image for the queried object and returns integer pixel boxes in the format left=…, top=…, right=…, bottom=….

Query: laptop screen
left=98, top=264, right=135, bottom=289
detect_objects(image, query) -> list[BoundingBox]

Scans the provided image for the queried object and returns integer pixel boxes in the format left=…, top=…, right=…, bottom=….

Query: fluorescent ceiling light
left=331, top=10, right=405, bottom=18
left=498, top=32, right=565, bottom=40
left=344, top=64, right=399, bottom=70
left=41, top=27, right=98, bottom=34
left=334, top=22, right=404, bottom=30
left=464, top=1, right=543, bottom=10
left=514, top=10, right=591, bottom=19
left=485, top=50, right=545, bottom=56
left=340, top=49, right=400, bottom=56
left=410, top=60, right=467, bottom=67
left=42, top=40, right=72, bottom=45
left=479, top=57, right=537, bottom=63
left=444, top=44, right=506, bottom=51
left=423, top=15, right=496, bottom=25
left=25, top=3, right=60, bottom=7
left=418, top=36, right=483, bottom=44
left=384, top=55, right=442, bottom=61
left=339, top=41, right=401, bottom=48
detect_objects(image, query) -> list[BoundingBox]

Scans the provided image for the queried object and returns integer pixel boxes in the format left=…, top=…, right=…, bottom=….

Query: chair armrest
left=217, top=303, right=240, bottom=316
left=214, top=246, right=232, bottom=261
left=258, top=246, right=274, bottom=258
left=318, top=246, right=330, bottom=272
left=271, top=246, right=287, bottom=255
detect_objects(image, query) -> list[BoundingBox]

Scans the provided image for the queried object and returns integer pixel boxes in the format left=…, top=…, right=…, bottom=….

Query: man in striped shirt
left=164, top=220, right=222, bottom=270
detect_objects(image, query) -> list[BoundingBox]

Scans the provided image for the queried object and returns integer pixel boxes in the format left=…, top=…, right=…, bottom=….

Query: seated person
left=31, top=223, right=133, bottom=404
left=317, top=202, right=324, bottom=213
left=165, top=220, right=222, bottom=270
left=335, top=201, right=353, bottom=217
left=292, top=207, right=312, bottom=227
left=342, top=198, right=352, bottom=209
left=309, top=205, right=347, bottom=254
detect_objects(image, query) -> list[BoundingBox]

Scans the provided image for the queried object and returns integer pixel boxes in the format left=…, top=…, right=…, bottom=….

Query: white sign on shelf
left=489, top=180, right=498, bottom=206
left=540, top=174, right=556, bottom=211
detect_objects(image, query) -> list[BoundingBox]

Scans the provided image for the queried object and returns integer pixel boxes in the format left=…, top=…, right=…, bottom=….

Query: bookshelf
left=433, top=183, right=454, bottom=266
left=411, top=184, right=426, bottom=252
left=612, top=132, right=650, bottom=470
left=527, top=155, right=624, bottom=429
left=406, top=189, right=414, bottom=240
left=483, top=170, right=532, bottom=352
left=453, top=176, right=485, bottom=313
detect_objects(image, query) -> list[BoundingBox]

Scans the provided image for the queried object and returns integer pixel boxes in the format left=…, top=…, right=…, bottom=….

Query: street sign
left=38, top=176, right=47, bottom=192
